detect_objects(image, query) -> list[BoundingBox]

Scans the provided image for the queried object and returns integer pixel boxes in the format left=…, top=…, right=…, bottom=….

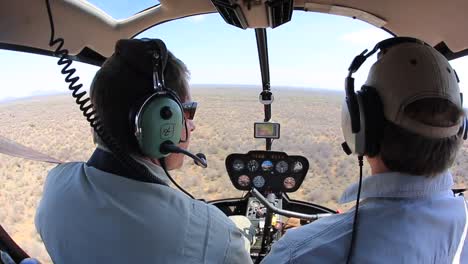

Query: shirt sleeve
left=225, top=227, right=253, bottom=264
left=261, top=213, right=353, bottom=264
left=457, top=200, right=468, bottom=263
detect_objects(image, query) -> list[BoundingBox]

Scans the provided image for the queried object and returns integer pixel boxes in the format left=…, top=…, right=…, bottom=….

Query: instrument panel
left=225, top=151, right=309, bottom=193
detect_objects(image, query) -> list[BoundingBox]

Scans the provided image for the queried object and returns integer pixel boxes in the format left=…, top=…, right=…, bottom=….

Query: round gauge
left=275, top=160, right=289, bottom=173
left=247, top=160, right=259, bottom=172
left=250, top=200, right=260, bottom=207
left=253, top=175, right=266, bottom=188
left=261, top=160, right=274, bottom=171
left=237, top=175, right=250, bottom=187
left=232, top=159, right=245, bottom=171
left=292, top=161, right=303, bottom=173
left=283, top=177, right=296, bottom=189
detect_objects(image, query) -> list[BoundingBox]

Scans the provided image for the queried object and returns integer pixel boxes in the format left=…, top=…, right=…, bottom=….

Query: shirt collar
left=96, top=144, right=171, bottom=185
left=130, top=155, right=171, bottom=185
left=339, top=171, right=454, bottom=204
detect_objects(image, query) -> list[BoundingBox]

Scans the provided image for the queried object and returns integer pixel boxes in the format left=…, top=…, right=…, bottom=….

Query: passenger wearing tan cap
left=263, top=37, right=468, bottom=264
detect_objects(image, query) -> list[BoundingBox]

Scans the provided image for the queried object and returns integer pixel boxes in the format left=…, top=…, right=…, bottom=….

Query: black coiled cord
left=44, top=0, right=166, bottom=185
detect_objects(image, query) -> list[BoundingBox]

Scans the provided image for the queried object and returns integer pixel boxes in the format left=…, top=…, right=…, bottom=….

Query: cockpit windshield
left=1, top=10, right=468, bottom=264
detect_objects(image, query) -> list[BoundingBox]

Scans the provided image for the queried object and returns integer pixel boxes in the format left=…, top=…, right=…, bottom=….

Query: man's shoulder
left=48, top=162, right=84, bottom=177
left=188, top=199, right=238, bottom=230
left=42, top=162, right=85, bottom=189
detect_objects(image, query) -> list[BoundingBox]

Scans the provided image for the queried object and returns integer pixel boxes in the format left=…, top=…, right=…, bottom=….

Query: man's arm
left=225, top=226, right=253, bottom=264
left=260, top=235, right=293, bottom=264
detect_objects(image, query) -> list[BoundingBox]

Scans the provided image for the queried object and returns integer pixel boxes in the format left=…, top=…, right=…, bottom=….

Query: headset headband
left=348, top=37, right=426, bottom=75
left=144, top=39, right=168, bottom=93
left=345, top=37, right=429, bottom=134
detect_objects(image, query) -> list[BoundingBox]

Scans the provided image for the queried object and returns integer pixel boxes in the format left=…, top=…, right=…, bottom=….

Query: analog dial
left=292, top=161, right=303, bottom=173
left=232, top=159, right=245, bottom=171
left=247, top=160, right=259, bottom=172
left=283, top=177, right=296, bottom=189
left=275, top=160, right=289, bottom=173
left=253, top=175, right=266, bottom=188
left=250, top=200, right=260, bottom=208
left=237, top=175, right=250, bottom=187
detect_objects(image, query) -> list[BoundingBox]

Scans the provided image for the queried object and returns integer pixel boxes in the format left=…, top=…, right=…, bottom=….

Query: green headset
left=127, top=39, right=185, bottom=159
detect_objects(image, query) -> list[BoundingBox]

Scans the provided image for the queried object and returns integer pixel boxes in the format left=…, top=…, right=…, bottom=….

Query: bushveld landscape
left=1, top=86, right=467, bottom=263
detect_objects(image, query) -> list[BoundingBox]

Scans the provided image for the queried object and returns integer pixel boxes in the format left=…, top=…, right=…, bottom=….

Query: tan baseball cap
left=364, top=42, right=463, bottom=138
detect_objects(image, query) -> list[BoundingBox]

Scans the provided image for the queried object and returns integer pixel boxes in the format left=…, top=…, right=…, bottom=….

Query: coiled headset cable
left=44, top=0, right=166, bottom=185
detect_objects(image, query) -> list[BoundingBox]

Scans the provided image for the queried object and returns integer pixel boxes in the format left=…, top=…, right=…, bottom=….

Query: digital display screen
left=254, top=122, right=280, bottom=139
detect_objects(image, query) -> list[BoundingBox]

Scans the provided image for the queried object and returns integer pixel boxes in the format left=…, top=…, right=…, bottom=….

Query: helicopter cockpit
left=1, top=0, right=468, bottom=263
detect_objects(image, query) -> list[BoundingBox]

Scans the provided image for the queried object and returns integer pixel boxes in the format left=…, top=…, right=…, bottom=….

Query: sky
left=0, top=0, right=467, bottom=106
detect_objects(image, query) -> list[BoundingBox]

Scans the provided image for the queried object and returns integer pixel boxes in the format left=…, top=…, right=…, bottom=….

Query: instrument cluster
left=225, top=151, right=309, bottom=193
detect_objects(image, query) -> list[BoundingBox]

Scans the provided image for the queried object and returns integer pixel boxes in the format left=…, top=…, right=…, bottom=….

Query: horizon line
left=0, top=85, right=343, bottom=103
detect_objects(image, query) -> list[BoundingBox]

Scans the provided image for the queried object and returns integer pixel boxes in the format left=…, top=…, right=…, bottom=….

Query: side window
left=0, top=50, right=98, bottom=263
left=450, top=57, right=468, bottom=186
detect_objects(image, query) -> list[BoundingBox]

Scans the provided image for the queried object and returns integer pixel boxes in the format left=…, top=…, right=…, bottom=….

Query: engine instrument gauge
left=292, top=161, right=303, bottom=173
left=253, top=175, right=266, bottom=188
left=261, top=160, right=273, bottom=171
left=232, top=159, right=245, bottom=171
left=250, top=200, right=260, bottom=208
left=275, top=160, right=288, bottom=173
left=238, top=175, right=250, bottom=187
left=247, top=160, right=259, bottom=172
left=283, top=177, right=296, bottom=189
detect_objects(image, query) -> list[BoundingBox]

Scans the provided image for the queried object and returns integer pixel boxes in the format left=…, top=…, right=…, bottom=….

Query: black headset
left=341, top=37, right=467, bottom=157
left=118, top=39, right=186, bottom=159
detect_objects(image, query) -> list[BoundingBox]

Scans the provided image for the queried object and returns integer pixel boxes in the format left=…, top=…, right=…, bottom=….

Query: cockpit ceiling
left=1, top=0, right=467, bottom=60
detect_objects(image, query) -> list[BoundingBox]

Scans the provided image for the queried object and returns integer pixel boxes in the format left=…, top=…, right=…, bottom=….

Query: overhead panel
left=2, top=0, right=468, bottom=60
left=210, top=0, right=294, bottom=29
left=304, top=3, right=387, bottom=28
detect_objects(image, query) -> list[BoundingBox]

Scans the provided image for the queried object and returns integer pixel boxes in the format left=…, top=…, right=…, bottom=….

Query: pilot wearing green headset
left=35, top=39, right=252, bottom=264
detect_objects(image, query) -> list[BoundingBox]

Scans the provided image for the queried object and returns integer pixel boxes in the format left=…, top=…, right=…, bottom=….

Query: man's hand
left=283, top=217, right=301, bottom=231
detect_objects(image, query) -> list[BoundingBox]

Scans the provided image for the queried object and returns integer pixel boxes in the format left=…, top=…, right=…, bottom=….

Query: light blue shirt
left=262, top=171, right=468, bottom=264
left=35, top=161, right=252, bottom=264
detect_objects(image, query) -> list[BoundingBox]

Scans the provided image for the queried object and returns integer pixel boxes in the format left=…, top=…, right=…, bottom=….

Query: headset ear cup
left=358, top=86, right=385, bottom=156
left=134, top=94, right=184, bottom=158
left=341, top=100, right=356, bottom=154
left=354, top=93, right=367, bottom=155
left=341, top=94, right=366, bottom=156
left=461, top=117, right=468, bottom=140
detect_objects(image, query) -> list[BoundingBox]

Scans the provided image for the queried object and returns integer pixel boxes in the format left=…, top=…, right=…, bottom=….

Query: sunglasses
left=182, top=101, right=197, bottom=120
